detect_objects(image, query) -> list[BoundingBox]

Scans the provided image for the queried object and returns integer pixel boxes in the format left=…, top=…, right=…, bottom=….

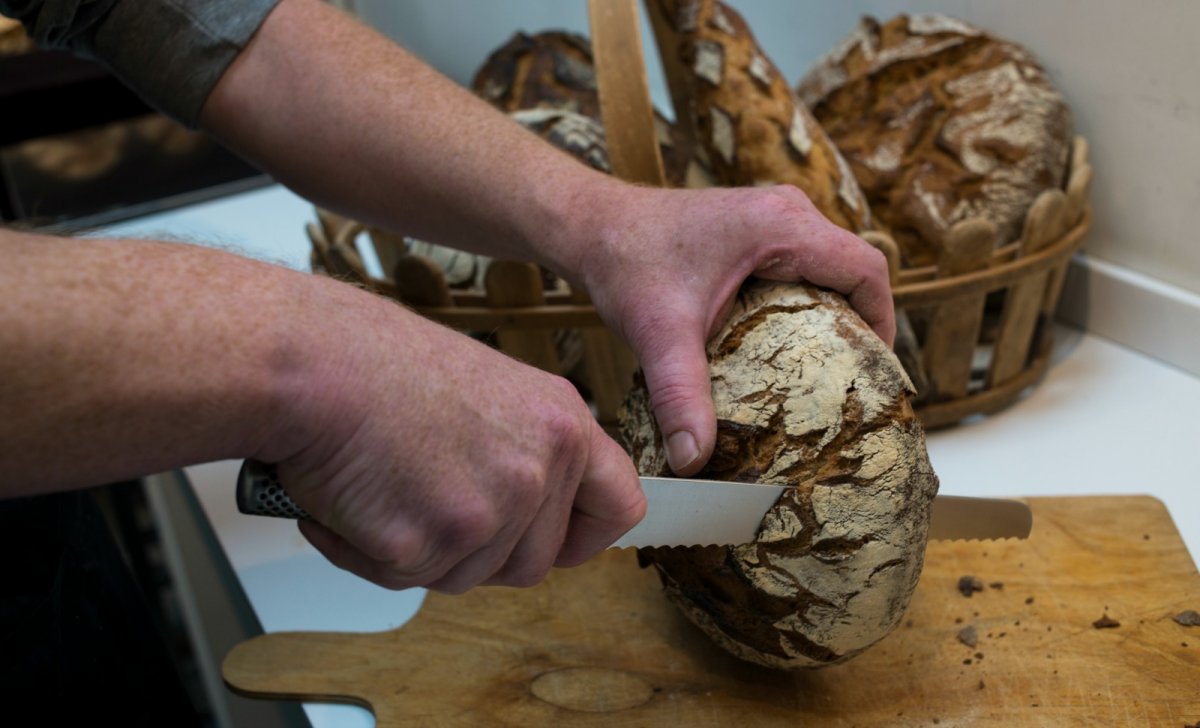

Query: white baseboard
left=1058, top=254, right=1200, bottom=379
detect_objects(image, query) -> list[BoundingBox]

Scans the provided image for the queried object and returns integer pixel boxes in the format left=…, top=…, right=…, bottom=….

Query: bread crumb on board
left=1092, top=614, right=1121, bottom=629
left=957, top=575, right=984, bottom=597
left=1173, top=609, right=1200, bottom=627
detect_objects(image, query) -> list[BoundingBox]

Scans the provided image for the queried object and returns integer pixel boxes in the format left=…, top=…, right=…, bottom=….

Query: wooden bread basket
left=305, top=0, right=1091, bottom=431
left=869, top=144, right=1092, bottom=428
left=305, top=209, right=638, bottom=428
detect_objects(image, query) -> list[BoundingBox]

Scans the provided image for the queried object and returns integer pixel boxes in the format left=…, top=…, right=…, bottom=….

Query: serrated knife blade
left=616, top=478, right=1031, bottom=547
left=926, top=494, right=1033, bottom=542
left=237, top=460, right=1032, bottom=546
left=612, top=477, right=786, bottom=548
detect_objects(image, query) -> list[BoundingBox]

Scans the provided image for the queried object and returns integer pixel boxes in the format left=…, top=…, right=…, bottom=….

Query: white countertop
left=101, top=184, right=1200, bottom=728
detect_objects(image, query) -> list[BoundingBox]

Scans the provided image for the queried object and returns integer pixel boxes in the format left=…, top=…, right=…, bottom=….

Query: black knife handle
left=236, top=459, right=309, bottom=520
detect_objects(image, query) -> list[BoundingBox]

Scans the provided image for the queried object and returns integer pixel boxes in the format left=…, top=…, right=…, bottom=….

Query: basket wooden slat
left=587, top=0, right=666, bottom=186
left=921, top=219, right=996, bottom=400
left=571, top=287, right=640, bottom=423
left=889, top=214, right=1088, bottom=309
left=988, top=190, right=1070, bottom=386
left=394, top=254, right=453, bottom=306
left=484, top=261, right=562, bottom=375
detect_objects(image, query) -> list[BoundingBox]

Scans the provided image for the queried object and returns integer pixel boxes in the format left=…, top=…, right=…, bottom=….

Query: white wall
left=351, top=0, right=1200, bottom=300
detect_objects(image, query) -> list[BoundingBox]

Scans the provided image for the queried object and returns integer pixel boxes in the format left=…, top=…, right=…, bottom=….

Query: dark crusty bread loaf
left=472, top=30, right=698, bottom=187
left=472, top=31, right=600, bottom=120
left=798, top=14, right=1073, bottom=267
left=621, top=280, right=938, bottom=669
left=511, top=107, right=611, bottom=174
left=651, top=0, right=871, bottom=232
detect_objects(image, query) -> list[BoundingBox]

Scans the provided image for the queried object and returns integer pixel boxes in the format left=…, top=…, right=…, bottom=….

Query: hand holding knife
left=237, top=459, right=1032, bottom=547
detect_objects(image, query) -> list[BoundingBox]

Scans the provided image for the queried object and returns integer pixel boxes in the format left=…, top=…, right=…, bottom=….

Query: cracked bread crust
left=620, top=281, right=938, bottom=669
left=652, top=0, right=872, bottom=232
left=797, top=14, right=1072, bottom=266
left=472, top=31, right=600, bottom=120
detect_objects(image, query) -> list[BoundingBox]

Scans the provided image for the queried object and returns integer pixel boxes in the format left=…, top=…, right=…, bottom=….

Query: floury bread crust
left=621, top=281, right=939, bottom=669
left=797, top=14, right=1073, bottom=267
left=652, top=0, right=872, bottom=232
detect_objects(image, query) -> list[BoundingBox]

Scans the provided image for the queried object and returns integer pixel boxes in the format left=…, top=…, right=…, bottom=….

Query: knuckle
left=539, top=389, right=591, bottom=459
left=501, top=556, right=556, bottom=590
left=508, top=567, right=552, bottom=589
left=856, top=238, right=889, bottom=271
left=439, top=497, right=498, bottom=552
left=619, top=487, right=649, bottom=527
left=368, top=525, right=425, bottom=566
left=376, top=570, right=422, bottom=591
left=496, top=559, right=554, bottom=589
left=548, top=374, right=590, bottom=416
left=756, top=184, right=815, bottom=218
left=547, top=408, right=587, bottom=453
left=498, top=457, right=548, bottom=508
left=428, top=576, right=474, bottom=595
left=647, top=374, right=695, bottom=415
left=375, top=501, right=496, bottom=585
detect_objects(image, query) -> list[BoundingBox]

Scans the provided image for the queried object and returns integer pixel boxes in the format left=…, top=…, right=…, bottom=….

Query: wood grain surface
left=224, top=496, right=1200, bottom=726
left=586, top=0, right=666, bottom=186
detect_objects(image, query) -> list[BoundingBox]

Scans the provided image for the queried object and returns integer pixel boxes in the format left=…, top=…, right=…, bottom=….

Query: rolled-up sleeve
left=1, top=0, right=280, bottom=126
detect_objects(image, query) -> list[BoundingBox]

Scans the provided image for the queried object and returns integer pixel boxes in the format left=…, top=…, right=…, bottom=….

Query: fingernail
left=666, top=431, right=700, bottom=473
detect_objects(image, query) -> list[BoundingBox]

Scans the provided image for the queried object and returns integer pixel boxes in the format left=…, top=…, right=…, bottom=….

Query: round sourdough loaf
left=797, top=14, right=1073, bottom=267
left=620, top=280, right=939, bottom=669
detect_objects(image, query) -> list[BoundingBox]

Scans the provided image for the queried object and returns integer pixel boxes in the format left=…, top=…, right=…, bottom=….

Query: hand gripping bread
left=651, top=0, right=871, bottom=232
left=797, top=14, right=1073, bottom=266
left=620, top=280, right=939, bottom=669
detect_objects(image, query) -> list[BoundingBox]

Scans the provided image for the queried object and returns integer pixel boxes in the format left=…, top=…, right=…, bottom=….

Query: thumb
left=634, top=327, right=716, bottom=476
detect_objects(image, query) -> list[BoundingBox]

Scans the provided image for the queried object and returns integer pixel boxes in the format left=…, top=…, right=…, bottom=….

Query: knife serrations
left=927, top=495, right=1033, bottom=542
left=610, top=479, right=1034, bottom=548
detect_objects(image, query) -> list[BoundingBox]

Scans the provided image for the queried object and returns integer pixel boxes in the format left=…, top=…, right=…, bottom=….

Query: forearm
left=198, top=0, right=618, bottom=280
left=0, top=229, right=369, bottom=494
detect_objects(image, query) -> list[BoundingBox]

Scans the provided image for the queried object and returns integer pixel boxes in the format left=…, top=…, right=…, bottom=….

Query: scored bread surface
left=653, top=0, right=872, bottom=232
left=798, top=14, right=1073, bottom=265
left=621, top=281, right=938, bottom=669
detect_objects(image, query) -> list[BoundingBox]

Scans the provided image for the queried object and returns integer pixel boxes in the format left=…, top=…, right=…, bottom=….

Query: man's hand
left=561, top=182, right=895, bottom=476
left=0, top=230, right=644, bottom=594
left=263, top=279, right=646, bottom=594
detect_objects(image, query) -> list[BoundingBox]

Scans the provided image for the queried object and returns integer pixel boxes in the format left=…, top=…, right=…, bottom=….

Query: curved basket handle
left=587, top=0, right=667, bottom=187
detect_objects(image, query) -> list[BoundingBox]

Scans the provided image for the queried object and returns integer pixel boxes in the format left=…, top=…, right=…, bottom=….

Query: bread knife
left=236, top=459, right=1032, bottom=546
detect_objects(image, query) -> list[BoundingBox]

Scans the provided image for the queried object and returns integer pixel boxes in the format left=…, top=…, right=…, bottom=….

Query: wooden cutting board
left=223, top=496, right=1200, bottom=726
